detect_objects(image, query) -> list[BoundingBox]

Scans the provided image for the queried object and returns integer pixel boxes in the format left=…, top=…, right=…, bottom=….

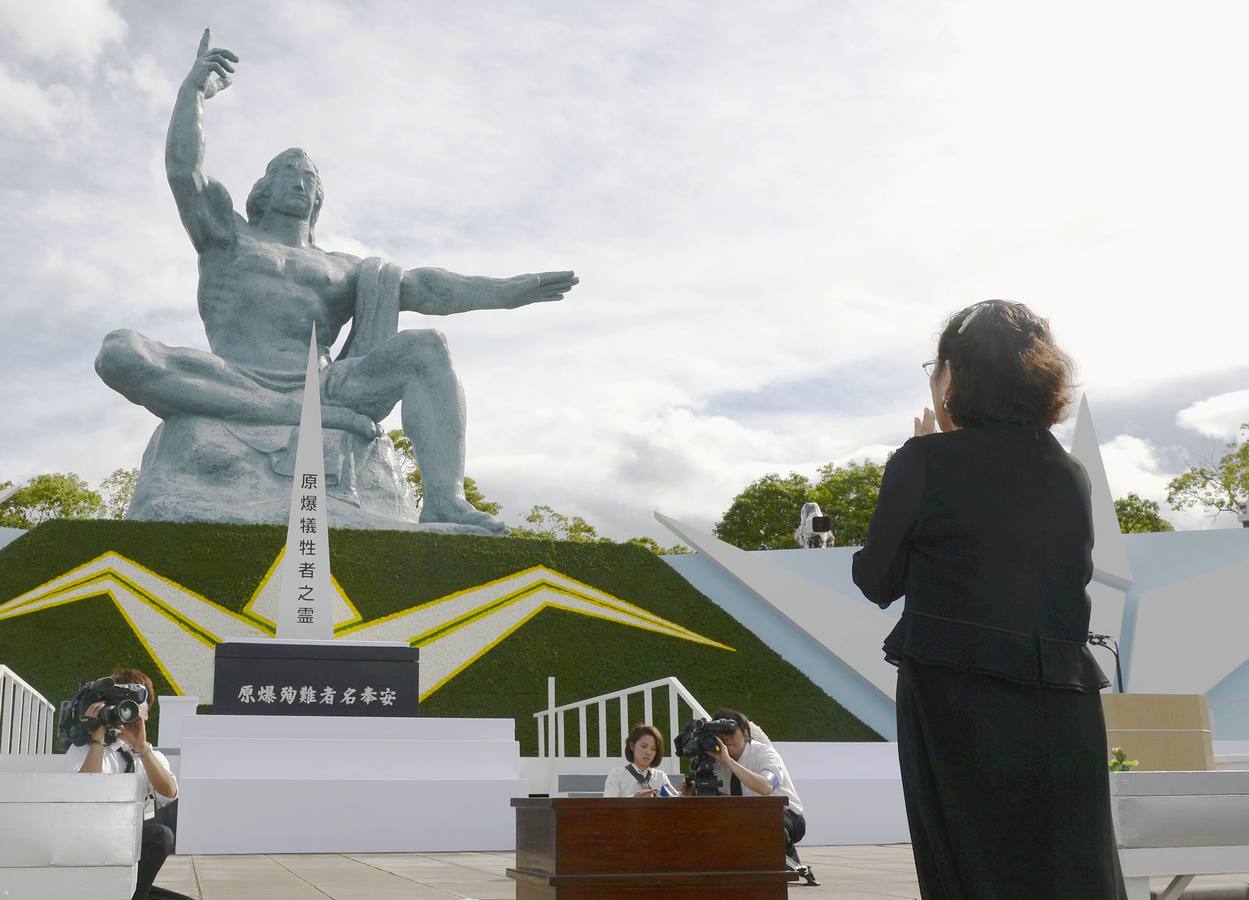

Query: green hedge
left=0, top=520, right=881, bottom=753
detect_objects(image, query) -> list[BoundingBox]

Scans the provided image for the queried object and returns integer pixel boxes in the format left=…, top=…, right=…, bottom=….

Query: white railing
left=0, top=664, right=56, bottom=755
left=534, top=676, right=709, bottom=759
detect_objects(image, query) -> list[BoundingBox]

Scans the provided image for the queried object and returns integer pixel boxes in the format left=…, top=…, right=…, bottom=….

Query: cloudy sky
left=3, top=0, right=1249, bottom=541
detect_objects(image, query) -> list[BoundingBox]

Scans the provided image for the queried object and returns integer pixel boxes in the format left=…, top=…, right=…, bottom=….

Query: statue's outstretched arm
left=400, top=267, right=578, bottom=316
left=166, top=29, right=240, bottom=252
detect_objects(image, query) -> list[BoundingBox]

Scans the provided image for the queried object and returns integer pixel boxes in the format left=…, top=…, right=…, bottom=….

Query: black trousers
left=134, top=820, right=193, bottom=900
left=783, top=807, right=807, bottom=859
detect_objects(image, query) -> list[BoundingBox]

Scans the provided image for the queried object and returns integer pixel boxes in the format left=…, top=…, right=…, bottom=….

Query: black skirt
left=895, top=658, right=1127, bottom=900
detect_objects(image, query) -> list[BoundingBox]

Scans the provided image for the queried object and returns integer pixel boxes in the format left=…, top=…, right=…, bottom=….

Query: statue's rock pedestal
left=127, top=414, right=447, bottom=530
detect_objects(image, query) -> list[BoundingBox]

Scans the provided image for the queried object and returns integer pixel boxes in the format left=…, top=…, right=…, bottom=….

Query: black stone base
left=211, top=640, right=419, bottom=716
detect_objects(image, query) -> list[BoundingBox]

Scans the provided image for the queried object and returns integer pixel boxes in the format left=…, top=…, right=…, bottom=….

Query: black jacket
left=852, top=424, right=1108, bottom=692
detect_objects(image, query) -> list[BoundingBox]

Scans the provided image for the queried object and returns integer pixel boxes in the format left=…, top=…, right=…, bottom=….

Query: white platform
left=773, top=741, right=909, bottom=845
left=175, top=715, right=526, bottom=854
left=0, top=770, right=145, bottom=900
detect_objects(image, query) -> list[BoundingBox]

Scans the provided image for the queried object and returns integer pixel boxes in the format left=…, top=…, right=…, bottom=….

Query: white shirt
left=602, top=764, right=674, bottom=797
left=66, top=739, right=178, bottom=815
left=714, top=739, right=803, bottom=815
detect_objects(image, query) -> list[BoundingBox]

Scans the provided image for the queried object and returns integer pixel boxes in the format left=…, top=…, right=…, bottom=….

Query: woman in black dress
left=852, top=300, right=1126, bottom=900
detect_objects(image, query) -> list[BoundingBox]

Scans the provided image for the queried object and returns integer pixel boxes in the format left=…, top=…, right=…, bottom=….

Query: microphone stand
left=1087, top=633, right=1123, bottom=692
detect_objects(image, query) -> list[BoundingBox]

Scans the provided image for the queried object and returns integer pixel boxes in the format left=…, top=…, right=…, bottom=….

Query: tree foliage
left=809, top=459, right=887, bottom=547
left=1166, top=423, right=1249, bottom=524
left=713, top=473, right=810, bottom=550
left=0, top=473, right=104, bottom=528
left=387, top=429, right=501, bottom=516
left=626, top=535, right=691, bottom=555
left=99, top=468, right=139, bottom=520
left=510, top=504, right=610, bottom=542
left=714, top=460, right=887, bottom=551
left=1113, top=493, right=1175, bottom=534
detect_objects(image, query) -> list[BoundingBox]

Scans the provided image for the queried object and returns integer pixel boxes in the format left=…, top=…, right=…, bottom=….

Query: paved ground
left=153, top=846, right=1249, bottom=899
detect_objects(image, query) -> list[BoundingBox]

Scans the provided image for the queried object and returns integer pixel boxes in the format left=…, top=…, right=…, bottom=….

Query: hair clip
left=957, top=306, right=983, bottom=335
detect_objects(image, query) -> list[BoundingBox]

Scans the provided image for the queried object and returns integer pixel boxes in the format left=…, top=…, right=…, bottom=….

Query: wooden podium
left=508, top=796, right=797, bottom=898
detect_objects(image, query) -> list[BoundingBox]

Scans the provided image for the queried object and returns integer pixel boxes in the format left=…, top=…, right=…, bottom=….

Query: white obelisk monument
left=276, top=325, right=334, bottom=640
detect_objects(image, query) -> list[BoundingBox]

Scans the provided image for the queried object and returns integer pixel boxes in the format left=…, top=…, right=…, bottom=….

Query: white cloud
left=111, top=54, right=177, bottom=113
left=1100, top=435, right=1174, bottom=506
left=0, top=0, right=126, bottom=65
left=1099, top=433, right=1238, bottom=532
left=6, top=2, right=1249, bottom=544
left=0, top=64, right=85, bottom=141
left=1177, top=390, right=1249, bottom=440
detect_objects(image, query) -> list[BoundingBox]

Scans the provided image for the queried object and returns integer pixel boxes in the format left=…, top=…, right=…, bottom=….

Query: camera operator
left=66, top=667, right=191, bottom=900
left=703, top=708, right=814, bottom=882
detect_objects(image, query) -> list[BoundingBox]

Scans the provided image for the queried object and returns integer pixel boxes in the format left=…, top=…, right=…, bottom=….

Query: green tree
left=0, top=473, right=104, bottom=528
left=713, top=472, right=811, bottom=550
left=1166, top=423, right=1249, bottom=525
left=1113, top=493, right=1175, bottom=533
left=809, top=459, right=886, bottom=547
left=715, top=460, right=888, bottom=551
left=511, top=504, right=610, bottom=542
left=386, top=429, right=501, bottom=516
left=626, top=535, right=691, bottom=555
left=99, top=467, right=139, bottom=520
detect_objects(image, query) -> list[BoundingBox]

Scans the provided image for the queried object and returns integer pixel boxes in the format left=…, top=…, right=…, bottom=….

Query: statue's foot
left=420, top=495, right=508, bottom=535
left=322, top=405, right=382, bottom=441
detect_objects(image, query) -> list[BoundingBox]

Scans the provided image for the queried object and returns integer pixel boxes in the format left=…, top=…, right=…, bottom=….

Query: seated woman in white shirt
left=602, top=723, right=674, bottom=797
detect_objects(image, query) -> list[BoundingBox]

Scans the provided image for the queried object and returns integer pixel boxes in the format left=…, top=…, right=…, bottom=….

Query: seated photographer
left=603, top=723, right=675, bottom=797
left=66, top=667, right=191, bottom=900
left=705, top=708, right=808, bottom=866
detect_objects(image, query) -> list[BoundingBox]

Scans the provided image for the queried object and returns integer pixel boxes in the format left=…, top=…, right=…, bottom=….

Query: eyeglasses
left=922, top=359, right=938, bottom=378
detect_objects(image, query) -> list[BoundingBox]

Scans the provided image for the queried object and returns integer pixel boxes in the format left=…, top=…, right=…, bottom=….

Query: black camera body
left=58, top=677, right=145, bottom=747
left=674, top=717, right=740, bottom=796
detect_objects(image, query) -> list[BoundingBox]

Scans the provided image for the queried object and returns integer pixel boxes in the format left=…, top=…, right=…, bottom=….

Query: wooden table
left=508, top=796, right=797, bottom=898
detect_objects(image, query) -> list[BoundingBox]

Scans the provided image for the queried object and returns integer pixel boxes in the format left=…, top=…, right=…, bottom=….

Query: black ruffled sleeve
left=852, top=438, right=924, bottom=608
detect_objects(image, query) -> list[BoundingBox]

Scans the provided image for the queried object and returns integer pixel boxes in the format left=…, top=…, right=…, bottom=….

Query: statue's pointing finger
left=193, top=28, right=239, bottom=100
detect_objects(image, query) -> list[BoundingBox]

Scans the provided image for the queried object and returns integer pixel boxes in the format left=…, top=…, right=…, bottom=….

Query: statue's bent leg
left=95, top=329, right=377, bottom=439
left=331, top=328, right=506, bottom=534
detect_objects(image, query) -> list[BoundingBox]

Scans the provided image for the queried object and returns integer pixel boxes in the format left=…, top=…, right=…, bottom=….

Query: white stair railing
left=0, top=664, right=56, bottom=755
left=534, top=676, right=709, bottom=760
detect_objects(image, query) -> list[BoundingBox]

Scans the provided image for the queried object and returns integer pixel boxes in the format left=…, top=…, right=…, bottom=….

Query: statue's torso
left=197, top=228, right=358, bottom=373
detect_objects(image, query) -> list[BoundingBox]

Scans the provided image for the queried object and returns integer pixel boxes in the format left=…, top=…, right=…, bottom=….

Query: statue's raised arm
left=165, top=29, right=240, bottom=252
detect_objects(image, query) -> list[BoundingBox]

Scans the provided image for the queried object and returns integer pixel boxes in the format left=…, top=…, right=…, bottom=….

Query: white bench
left=0, top=763, right=145, bottom=900
left=1112, top=770, right=1249, bottom=900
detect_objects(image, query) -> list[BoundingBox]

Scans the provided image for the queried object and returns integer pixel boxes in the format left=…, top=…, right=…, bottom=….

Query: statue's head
left=246, top=148, right=324, bottom=239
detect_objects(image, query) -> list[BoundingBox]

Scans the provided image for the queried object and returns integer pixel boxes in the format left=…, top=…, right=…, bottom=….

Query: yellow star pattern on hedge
left=0, top=552, right=732, bottom=701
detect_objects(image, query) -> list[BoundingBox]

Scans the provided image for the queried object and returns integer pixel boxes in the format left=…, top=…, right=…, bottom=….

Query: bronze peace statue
left=95, top=30, right=577, bottom=533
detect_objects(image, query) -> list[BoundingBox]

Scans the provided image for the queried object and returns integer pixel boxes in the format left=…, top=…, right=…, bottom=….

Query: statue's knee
left=95, top=329, right=142, bottom=382
left=401, top=329, right=451, bottom=365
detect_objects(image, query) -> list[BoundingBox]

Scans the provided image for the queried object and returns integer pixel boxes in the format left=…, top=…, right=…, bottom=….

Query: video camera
left=795, top=502, right=833, bottom=549
left=57, top=677, right=147, bottom=747
left=674, top=717, right=739, bottom=796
